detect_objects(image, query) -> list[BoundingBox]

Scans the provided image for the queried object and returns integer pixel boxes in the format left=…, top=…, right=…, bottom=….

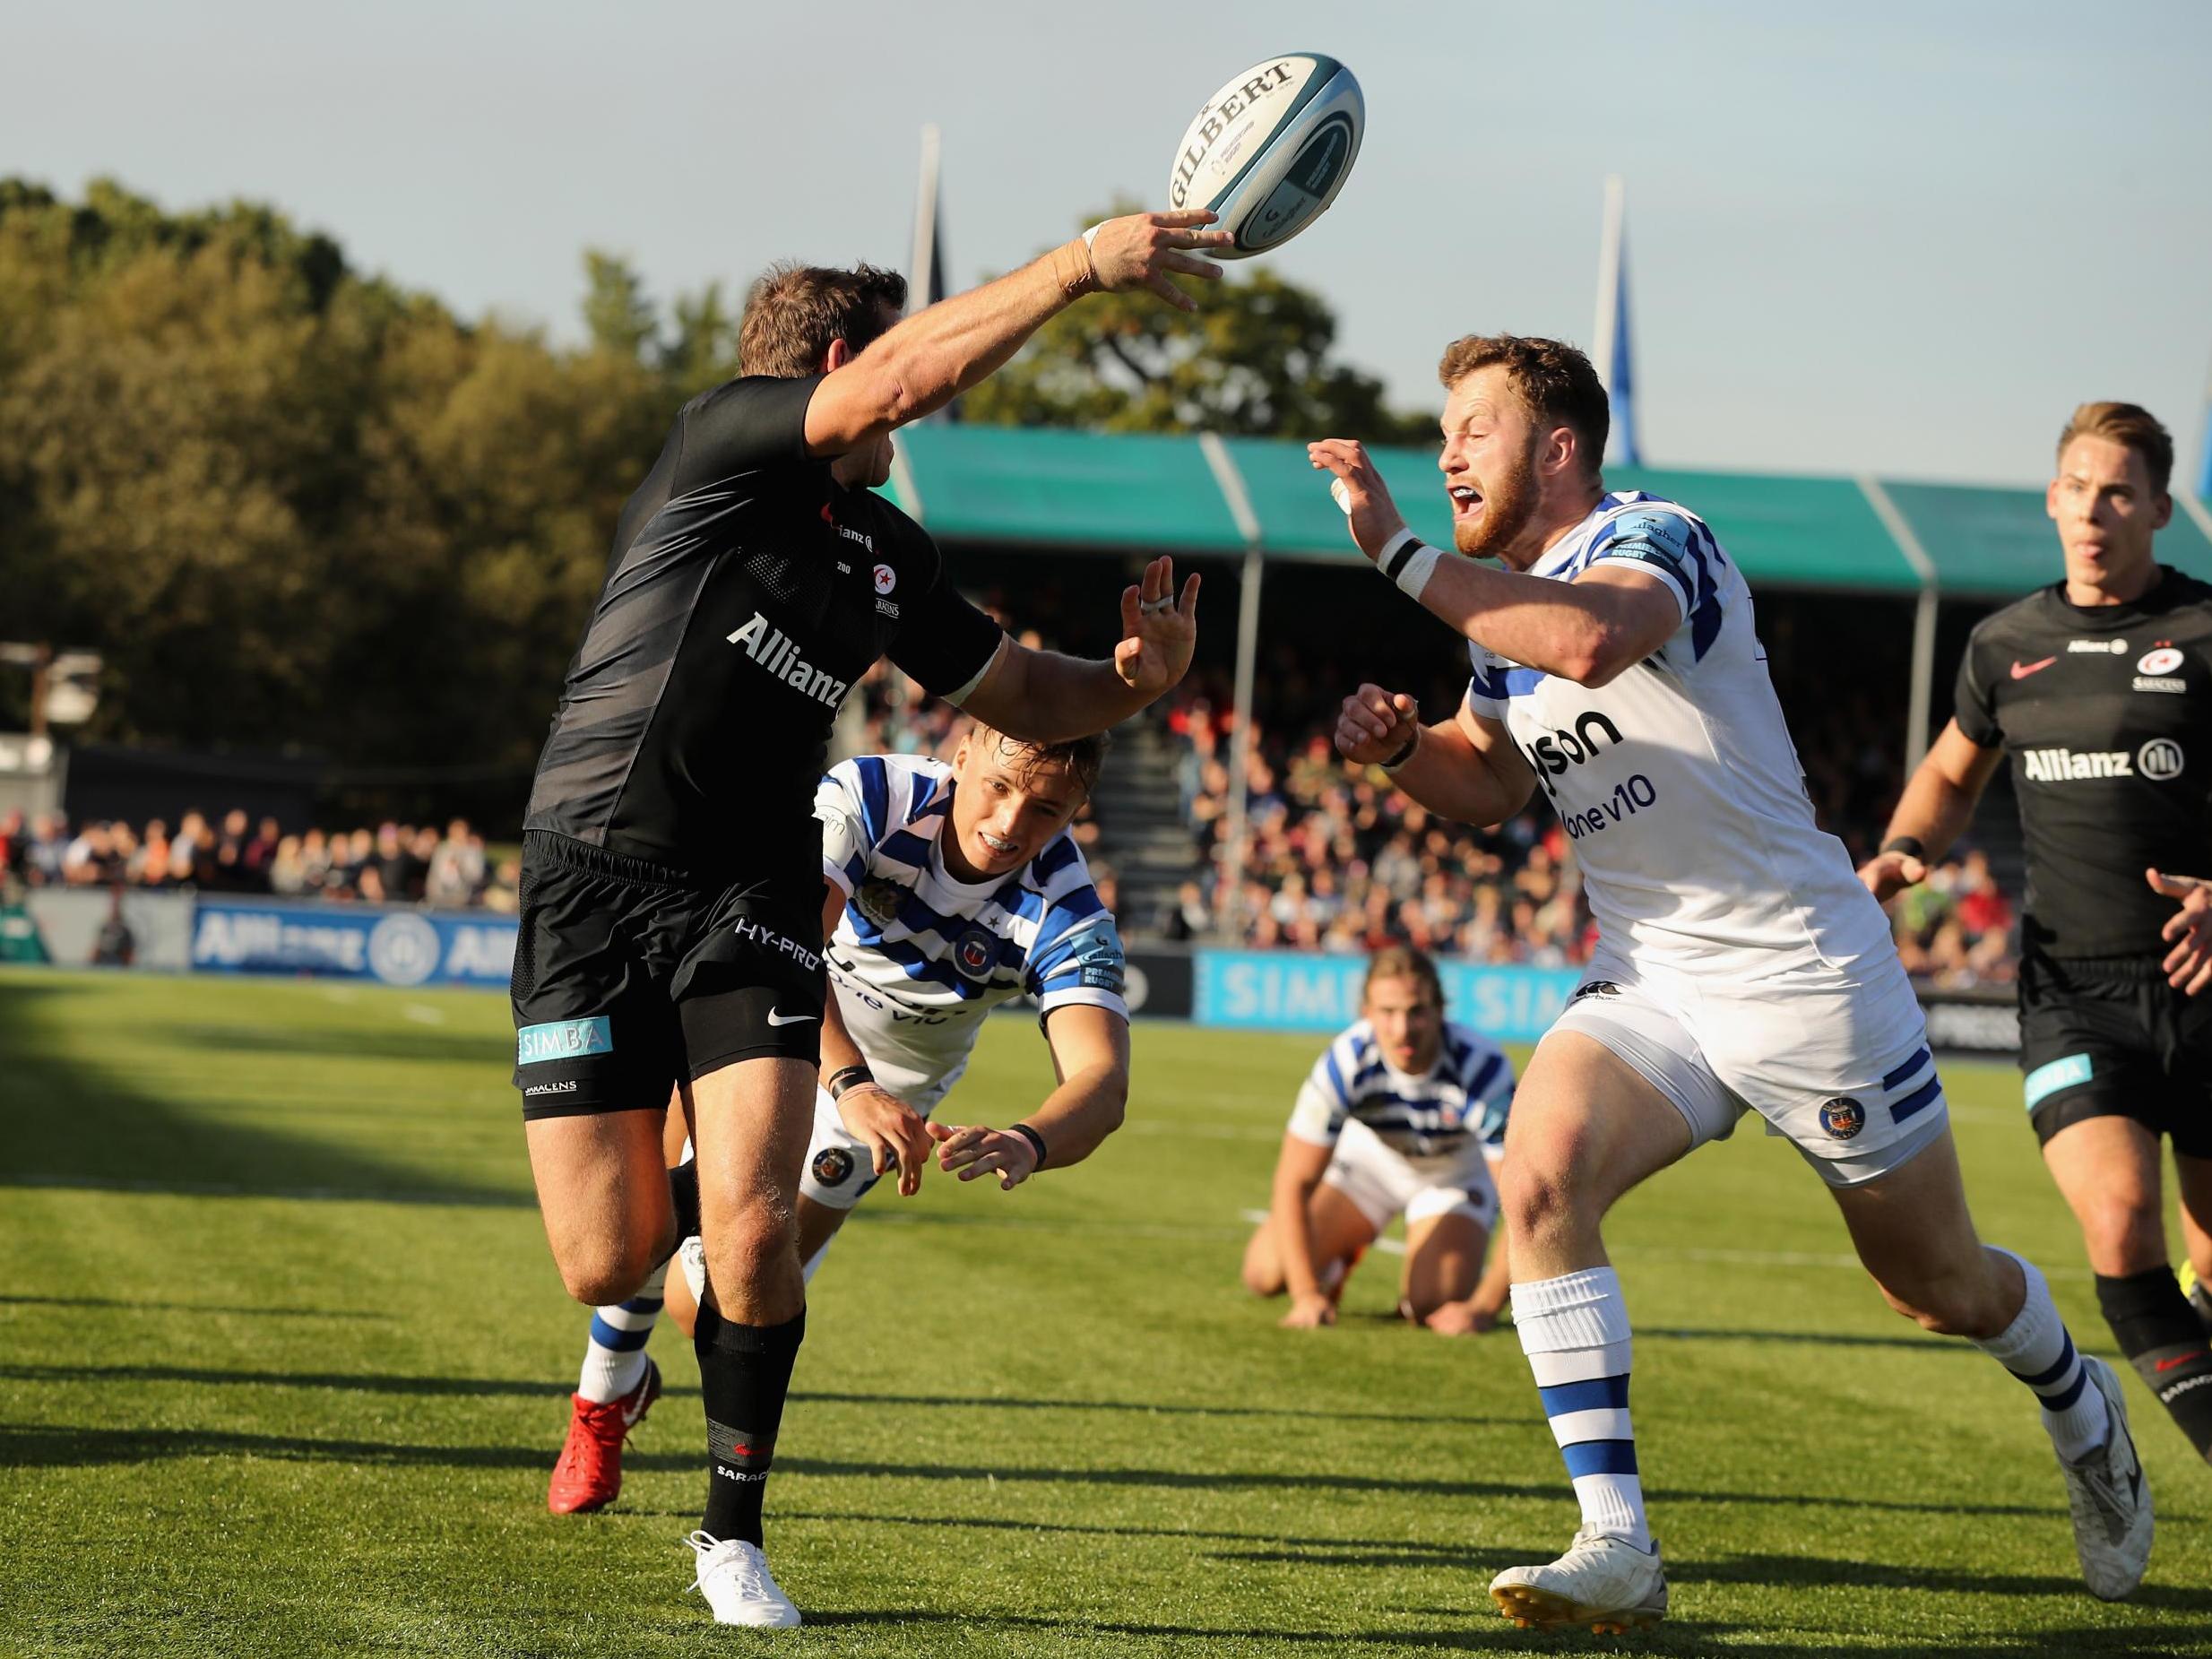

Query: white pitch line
left=402, top=1003, right=446, bottom=1024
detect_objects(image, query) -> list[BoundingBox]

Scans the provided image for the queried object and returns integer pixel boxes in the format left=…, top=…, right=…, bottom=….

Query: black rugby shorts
left=2018, top=950, right=2212, bottom=1159
left=510, top=832, right=825, bottom=1120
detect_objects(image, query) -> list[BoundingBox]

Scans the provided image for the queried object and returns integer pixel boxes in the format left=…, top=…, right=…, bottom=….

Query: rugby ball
left=1168, top=54, right=1364, bottom=259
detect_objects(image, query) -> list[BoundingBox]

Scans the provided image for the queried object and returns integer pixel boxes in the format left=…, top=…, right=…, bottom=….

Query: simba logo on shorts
left=517, top=1017, right=612, bottom=1066
left=1819, top=1096, right=1866, bottom=1140
left=812, top=1146, right=857, bottom=1187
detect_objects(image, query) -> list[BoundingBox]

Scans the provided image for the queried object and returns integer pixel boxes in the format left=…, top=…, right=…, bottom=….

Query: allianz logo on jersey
left=1516, top=711, right=1625, bottom=796
left=2021, top=739, right=2184, bottom=783
left=726, top=613, right=851, bottom=710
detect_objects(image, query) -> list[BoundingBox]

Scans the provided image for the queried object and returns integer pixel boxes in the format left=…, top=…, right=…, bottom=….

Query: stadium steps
left=1092, top=722, right=1202, bottom=937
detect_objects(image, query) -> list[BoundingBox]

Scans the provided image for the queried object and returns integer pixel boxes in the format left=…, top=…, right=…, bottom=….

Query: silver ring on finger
left=1140, top=596, right=1175, bottom=618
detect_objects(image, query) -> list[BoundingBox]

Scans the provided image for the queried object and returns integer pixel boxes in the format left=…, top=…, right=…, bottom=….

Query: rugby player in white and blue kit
left=1241, top=946, right=1516, bottom=1335
left=1311, top=334, right=2150, bottom=1632
left=549, top=722, right=1130, bottom=1512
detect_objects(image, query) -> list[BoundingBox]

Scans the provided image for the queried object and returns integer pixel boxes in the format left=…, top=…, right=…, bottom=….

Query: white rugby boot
left=1490, top=1526, right=1666, bottom=1634
left=2058, top=1356, right=2153, bottom=1602
left=685, top=1531, right=801, bottom=1628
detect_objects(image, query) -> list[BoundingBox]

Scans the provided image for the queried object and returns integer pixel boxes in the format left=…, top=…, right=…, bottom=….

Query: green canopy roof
left=882, top=426, right=2212, bottom=597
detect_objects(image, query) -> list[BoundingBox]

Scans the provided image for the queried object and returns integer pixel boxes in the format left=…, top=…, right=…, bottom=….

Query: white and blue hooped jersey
left=1465, top=492, right=1894, bottom=983
left=1287, top=1018, right=1515, bottom=1162
left=815, top=754, right=1128, bottom=1115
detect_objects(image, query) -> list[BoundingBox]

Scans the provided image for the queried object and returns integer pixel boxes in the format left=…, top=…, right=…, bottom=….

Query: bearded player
left=548, top=724, right=1131, bottom=1525
left=1861, top=402, right=2212, bottom=1469
left=1240, top=946, right=1516, bottom=1335
left=1310, top=334, right=2148, bottom=1633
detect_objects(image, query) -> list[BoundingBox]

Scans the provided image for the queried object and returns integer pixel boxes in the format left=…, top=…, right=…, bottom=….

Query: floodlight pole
left=1592, top=175, right=1625, bottom=396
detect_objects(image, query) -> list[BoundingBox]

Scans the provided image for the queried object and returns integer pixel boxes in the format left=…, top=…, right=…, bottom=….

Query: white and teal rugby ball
left=1168, top=54, right=1364, bottom=259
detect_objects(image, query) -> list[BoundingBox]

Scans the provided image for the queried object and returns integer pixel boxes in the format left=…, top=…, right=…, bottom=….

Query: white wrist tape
left=1377, top=529, right=1439, bottom=600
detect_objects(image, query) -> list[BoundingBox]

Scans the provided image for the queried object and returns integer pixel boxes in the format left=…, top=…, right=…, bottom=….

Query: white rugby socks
left=1513, top=1266, right=1652, bottom=1550
left=1974, top=1247, right=2110, bottom=1461
left=577, top=1261, right=669, bottom=1404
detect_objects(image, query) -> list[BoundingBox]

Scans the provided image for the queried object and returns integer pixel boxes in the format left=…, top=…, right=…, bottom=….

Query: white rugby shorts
left=799, top=1085, right=889, bottom=1211
left=1545, top=954, right=1949, bottom=1187
left=1321, top=1117, right=1499, bottom=1232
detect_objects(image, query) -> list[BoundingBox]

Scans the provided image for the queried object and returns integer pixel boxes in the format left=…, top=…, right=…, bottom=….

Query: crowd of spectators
left=0, top=808, right=516, bottom=912
left=1889, top=849, right=2018, bottom=987
left=1161, top=695, right=1590, bottom=963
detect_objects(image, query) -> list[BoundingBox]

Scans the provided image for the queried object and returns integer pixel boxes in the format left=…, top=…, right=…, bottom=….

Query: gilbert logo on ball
left=1170, top=54, right=1364, bottom=258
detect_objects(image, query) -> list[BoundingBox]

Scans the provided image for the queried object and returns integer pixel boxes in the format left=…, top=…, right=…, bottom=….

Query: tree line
left=0, top=179, right=1430, bottom=809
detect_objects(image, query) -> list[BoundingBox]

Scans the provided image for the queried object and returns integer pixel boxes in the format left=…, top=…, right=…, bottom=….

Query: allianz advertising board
left=190, top=900, right=517, bottom=989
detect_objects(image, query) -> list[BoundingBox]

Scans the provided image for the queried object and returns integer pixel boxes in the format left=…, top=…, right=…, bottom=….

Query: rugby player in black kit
left=512, top=209, right=1226, bottom=1625
left=1863, top=402, right=2212, bottom=1470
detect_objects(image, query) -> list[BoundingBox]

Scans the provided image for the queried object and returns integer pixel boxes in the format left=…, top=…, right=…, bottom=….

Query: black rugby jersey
left=1955, top=566, right=2212, bottom=958
left=524, top=374, right=1003, bottom=880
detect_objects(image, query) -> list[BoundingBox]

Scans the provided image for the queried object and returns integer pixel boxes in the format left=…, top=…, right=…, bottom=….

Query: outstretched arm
left=957, top=556, right=1201, bottom=739
left=1857, top=722, right=2004, bottom=903
left=929, top=1006, right=1130, bottom=1189
left=1308, top=440, right=1681, bottom=685
left=803, top=212, right=1231, bottom=456
left=1335, top=686, right=1536, bottom=829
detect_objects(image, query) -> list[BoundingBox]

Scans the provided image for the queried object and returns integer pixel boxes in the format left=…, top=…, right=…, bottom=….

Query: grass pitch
left=2, top=967, right=2208, bottom=1657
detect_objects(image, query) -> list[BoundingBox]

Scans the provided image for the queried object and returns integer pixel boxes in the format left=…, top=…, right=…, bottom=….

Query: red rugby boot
left=547, top=1357, right=661, bottom=1515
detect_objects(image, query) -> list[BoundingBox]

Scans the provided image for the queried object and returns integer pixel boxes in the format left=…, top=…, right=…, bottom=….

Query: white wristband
left=1378, top=529, right=1439, bottom=600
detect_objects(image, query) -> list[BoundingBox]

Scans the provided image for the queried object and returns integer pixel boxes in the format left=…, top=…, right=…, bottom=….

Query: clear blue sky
left=8, top=0, right=2208, bottom=484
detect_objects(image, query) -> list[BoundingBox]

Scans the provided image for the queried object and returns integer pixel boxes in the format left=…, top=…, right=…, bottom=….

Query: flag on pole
left=1591, top=175, right=1641, bottom=469
left=908, top=123, right=955, bottom=421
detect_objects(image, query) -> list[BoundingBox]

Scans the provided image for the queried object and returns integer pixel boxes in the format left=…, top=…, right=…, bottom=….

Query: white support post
left=1222, top=547, right=1264, bottom=941
left=1857, top=475, right=1941, bottom=771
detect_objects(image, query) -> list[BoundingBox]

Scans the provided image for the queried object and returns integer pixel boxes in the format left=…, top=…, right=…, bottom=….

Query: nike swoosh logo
left=2154, top=1352, right=2207, bottom=1372
left=2010, top=657, right=2058, bottom=679
left=621, top=1395, right=650, bottom=1427
left=765, top=1010, right=817, bottom=1027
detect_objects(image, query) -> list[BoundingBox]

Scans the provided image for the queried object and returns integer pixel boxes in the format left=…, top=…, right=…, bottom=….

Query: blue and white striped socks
left=1974, top=1247, right=2110, bottom=1461
left=577, top=1261, right=669, bottom=1404
left=1513, top=1266, right=1650, bottom=1549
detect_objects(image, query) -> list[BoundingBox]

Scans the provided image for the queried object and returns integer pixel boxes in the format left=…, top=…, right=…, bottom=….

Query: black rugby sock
left=2096, top=1266, right=2212, bottom=1464
left=694, top=1303, right=806, bottom=1546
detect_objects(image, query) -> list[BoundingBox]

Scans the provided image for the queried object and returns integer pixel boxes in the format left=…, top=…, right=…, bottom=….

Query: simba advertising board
left=1194, top=949, right=1580, bottom=1043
